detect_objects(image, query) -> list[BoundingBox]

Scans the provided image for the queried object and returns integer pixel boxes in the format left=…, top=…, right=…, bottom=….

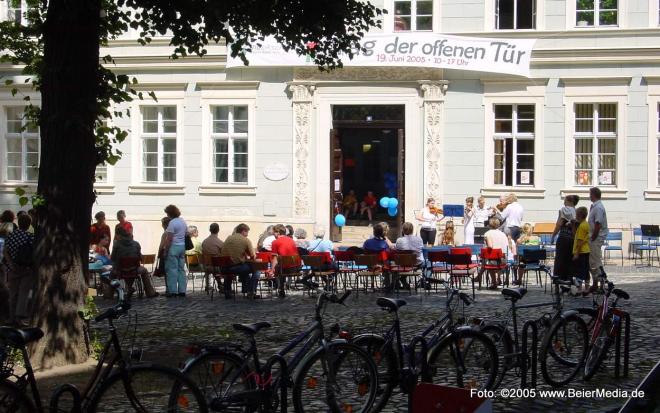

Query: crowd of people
left=0, top=186, right=612, bottom=325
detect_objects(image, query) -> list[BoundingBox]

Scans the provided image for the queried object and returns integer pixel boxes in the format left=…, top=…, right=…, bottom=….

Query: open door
left=397, top=128, right=405, bottom=237
left=330, top=129, right=343, bottom=242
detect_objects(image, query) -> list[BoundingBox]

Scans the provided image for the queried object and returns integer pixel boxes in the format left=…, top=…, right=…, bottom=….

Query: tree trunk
left=30, top=0, right=101, bottom=369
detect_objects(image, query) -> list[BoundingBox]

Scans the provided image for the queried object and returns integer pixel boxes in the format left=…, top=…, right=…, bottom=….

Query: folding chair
left=116, top=256, right=144, bottom=299
left=353, top=254, right=382, bottom=293
left=185, top=254, right=204, bottom=292
left=426, top=250, right=450, bottom=291
left=480, top=247, right=506, bottom=292
left=275, top=255, right=302, bottom=297
left=389, top=252, right=421, bottom=295
left=447, top=247, right=479, bottom=298
left=604, top=232, right=624, bottom=266
left=334, top=250, right=358, bottom=291
left=301, top=254, right=336, bottom=293
left=215, top=256, right=240, bottom=299
left=518, top=246, right=548, bottom=289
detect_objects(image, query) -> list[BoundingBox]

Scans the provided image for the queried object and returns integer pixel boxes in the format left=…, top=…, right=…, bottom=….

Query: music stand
left=640, top=225, right=660, bottom=237
left=474, top=227, right=489, bottom=245
left=442, top=204, right=464, bottom=219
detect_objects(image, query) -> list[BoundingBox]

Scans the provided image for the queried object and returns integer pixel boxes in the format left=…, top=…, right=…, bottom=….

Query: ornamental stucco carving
left=419, top=81, right=448, bottom=203
left=289, top=83, right=315, bottom=217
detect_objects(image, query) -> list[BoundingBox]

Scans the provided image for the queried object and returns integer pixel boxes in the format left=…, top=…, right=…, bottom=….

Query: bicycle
left=477, top=275, right=589, bottom=388
left=180, top=290, right=378, bottom=413
left=582, top=278, right=630, bottom=380
left=353, top=280, right=498, bottom=413
left=0, top=281, right=207, bottom=412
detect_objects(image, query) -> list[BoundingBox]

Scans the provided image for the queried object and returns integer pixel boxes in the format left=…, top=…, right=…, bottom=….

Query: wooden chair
left=304, top=252, right=337, bottom=292
left=116, top=256, right=144, bottom=299
left=250, top=260, right=274, bottom=298
left=334, top=250, right=357, bottom=290
left=200, top=254, right=222, bottom=295
left=389, top=253, right=420, bottom=295
left=141, top=254, right=156, bottom=272
left=185, top=254, right=204, bottom=292
left=275, top=255, right=302, bottom=296
left=353, top=254, right=382, bottom=293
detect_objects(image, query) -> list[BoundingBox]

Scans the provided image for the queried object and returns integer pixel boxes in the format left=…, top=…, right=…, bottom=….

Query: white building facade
left=1, top=0, right=660, bottom=252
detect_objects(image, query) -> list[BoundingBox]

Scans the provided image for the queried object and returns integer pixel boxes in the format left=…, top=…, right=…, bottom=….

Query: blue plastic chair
left=635, top=235, right=659, bottom=267
left=604, top=232, right=623, bottom=266
left=629, top=228, right=644, bottom=259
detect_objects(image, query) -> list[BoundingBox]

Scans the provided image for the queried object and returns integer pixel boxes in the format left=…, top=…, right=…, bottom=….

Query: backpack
left=185, top=234, right=194, bottom=250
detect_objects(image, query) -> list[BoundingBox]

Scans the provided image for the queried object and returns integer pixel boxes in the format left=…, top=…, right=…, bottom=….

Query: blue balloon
left=387, top=207, right=398, bottom=217
left=379, top=197, right=390, bottom=208
left=334, top=214, right=346, bottom=227
left=388, top=198, right=399, bottom=208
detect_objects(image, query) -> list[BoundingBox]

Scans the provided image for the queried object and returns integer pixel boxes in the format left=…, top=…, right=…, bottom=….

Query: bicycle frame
left=10, top=316, right=131, bottom=412
left=589, top=284, right=623, bottom=346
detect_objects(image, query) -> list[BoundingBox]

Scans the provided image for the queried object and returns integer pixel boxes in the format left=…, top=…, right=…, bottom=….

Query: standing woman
left=474, top=196, right=492, bottom=228
left=416, top=197, right=442, bottom=246
left=162, top=205, right=188, bottom=297
left=551, top=195, right=579, bottom=281
left=463, top=197, right=475, bottom=245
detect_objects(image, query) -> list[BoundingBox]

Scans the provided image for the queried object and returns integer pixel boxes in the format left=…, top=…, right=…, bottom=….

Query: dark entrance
left=330, top=105, right=405, bottom=242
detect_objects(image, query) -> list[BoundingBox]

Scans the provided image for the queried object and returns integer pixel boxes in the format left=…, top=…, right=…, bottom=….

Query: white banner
left=227, top=33, right=536, bottom=77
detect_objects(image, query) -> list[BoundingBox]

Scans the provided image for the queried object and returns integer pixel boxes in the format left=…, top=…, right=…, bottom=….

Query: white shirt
left=474, top=206, right=491, bottom=227
left=419, top=207, right=438, bottom=229
left=588, top=200, right=609, bottom=241
left=558, top=206, right=576, bottom=224
left=395, top=235, right=424, bottom=265
left=262, top=235, right=276, bottom=251
left=485, top=229, right=514, bottom=260
left=501, top=202, right=524, bottom=228
left=166, top=217, right=188, bottom=246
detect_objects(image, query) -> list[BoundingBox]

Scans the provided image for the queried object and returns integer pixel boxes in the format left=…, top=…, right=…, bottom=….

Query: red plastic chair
left=480, top=247, right=507, bottom=290
left=448, top=247, right=479, bottom=298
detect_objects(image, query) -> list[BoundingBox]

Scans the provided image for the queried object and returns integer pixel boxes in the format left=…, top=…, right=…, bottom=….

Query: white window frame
left=209, top=105, right=250, bottom=185
left=482, top=82, right=545, bottom=198
left=495, top=0, right=537, bottom=30
left=492, top=104, right=536, bottom=186
left=387, top=0, right=439, bottom=32
left=139, top=106, right=177, bottom=183
left=200, top=94, right=257, bottom=194
left=649, top=0, right=660, bottom=26
left=486, top=0, right=544, bottom=31
left=566, top=0, right=625, bottom=29
left=645, top=77, right=660, bottom=199
left=1, top=105, right=40, bottom=183
left=3, top=0, right=29, bottom=24
left=562, top=79, right=628, bottom=198
left=129, top=92, right=185, bottom=193
left=572, top=103, right=618, bottom=187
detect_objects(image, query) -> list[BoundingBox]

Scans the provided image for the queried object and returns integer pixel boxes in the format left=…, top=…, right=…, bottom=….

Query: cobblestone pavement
left=92, top=266, right=660, bottom=412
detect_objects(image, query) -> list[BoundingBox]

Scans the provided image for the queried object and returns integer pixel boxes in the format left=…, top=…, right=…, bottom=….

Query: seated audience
left=294, top=227, right=310, bottom=250
left=201, top=223, right=224, bottom=291
left=359, top=191, right=378, bottom=224
left=343, top=189, right=359, bottom=218
left=186, top=225, right=203, bottom=256
left=257, top=225, right=274, bottom=251
left=270, top=224, right=301, bottom=298
left=90, top=211, right=111, bottom=247
left=441, top=221, right=455, bottom=246
left=517, top=223, right=541, bottom=246
left=221, top=223, right=258, bottom=299
left=484, top=217, right=515, bottom=289
left=395, top=222, right=424, bottom=266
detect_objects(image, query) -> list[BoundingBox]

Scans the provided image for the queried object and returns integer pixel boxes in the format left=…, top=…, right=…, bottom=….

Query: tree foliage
left=0, top=0, right=383, bottom=367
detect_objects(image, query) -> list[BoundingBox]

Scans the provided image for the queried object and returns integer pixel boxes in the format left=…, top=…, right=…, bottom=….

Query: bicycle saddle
left=232, top=322, right=272, bottom=335
left=0, top=327, right=44, bottom=347
left=376, top=297, right=407, bottom=312
left=501, top=288, right=527, bottom=301
left=612, top=288, right=630, bottom=300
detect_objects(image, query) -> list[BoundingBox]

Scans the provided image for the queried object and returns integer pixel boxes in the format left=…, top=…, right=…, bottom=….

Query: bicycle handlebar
left=94, top=280, right=131, bottom=322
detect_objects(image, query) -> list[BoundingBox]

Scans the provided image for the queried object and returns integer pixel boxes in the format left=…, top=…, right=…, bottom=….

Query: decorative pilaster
left=289, top=83, right=315, bottom=217
left=419, top=81, right=449, bottom=203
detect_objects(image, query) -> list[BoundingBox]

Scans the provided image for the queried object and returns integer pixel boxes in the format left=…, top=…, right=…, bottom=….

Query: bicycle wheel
left=583, top=317, right=614, bottom=381
left=478, top=324, right=513, bottom=390
left=88, top=363, right=208, bottom=412
left=352, top=334, right=397, bottom=413
left=293, top=342, right=378, bottom=413
left=181, top=350, right=255, bottom=412
left=0, top=379, right=35, bottom=412
left=539, top=314, right=588, bottom=387
left=427, top=329, right=498, bottom=391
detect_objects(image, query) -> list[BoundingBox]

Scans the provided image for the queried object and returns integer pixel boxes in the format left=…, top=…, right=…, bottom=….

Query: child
left=572, top=206, right=591, bottom=295
left=441, top=221, right=455, bottom=246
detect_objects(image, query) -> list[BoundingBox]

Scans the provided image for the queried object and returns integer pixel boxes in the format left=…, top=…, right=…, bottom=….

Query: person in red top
left=270, top=224, right=301, bottom=297
left=360, top=191, right=378, bottom=225
left=114, top=210, right=133, bottom=238
left=90, top=211, right=111, bottom=247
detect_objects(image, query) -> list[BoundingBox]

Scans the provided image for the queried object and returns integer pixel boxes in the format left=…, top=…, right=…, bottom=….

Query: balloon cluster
left=379, top=197, right=399, bottom=217
left=384, top=172, right=397, bottom=197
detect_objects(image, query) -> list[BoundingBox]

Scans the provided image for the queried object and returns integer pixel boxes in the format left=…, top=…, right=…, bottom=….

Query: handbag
left=185, top=234, right=194, bottom=250
left=153, top=253, right=166, bottom=277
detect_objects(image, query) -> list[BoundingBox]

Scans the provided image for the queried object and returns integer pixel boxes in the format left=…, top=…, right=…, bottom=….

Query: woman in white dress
left=473, top=196, right=493, bottom=228
left=463, top=196, right=475, bottom=245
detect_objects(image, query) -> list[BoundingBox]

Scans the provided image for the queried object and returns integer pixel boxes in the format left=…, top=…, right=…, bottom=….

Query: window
left=6, top=0, right=30, bottom=25
left=492, top=104, right=535, bottom=186
left=573, top=103, right=617, bottom=186
left=95, top=163, right=108, bottom=183
left=393, top=0, right=433, bottom=31
left=576, top=0, right=617, bottom=27
left=496, top=0, right=536, bottom=29
left=4, top=107, right=39, bottom=182
left=211, top=106, right=248, bottom=184
left=140, top=106, right=177, bottom=183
